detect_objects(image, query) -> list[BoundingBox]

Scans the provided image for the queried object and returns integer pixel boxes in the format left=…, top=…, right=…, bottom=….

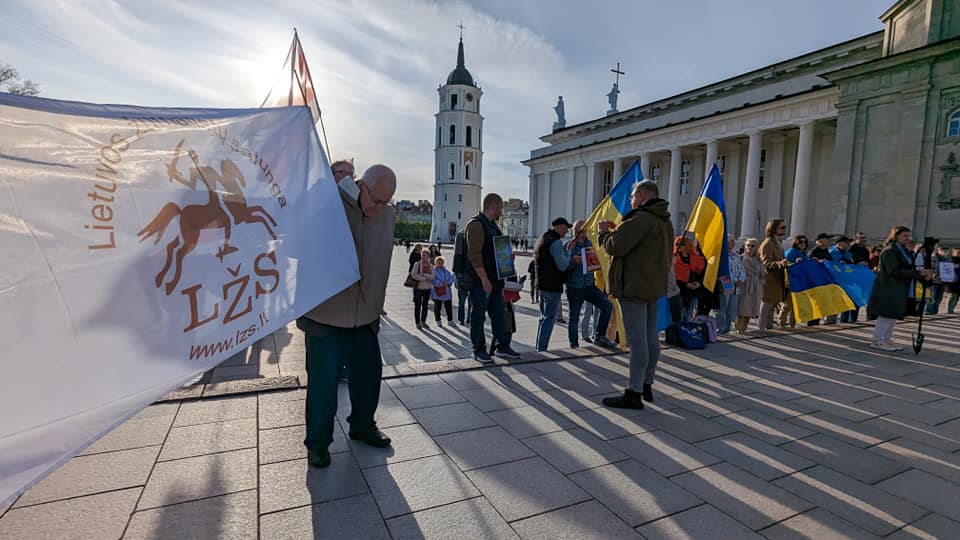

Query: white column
left=612, top=158, right=623, bottom=184
left=765, top=136, right=785, bottom=223
left=640, top=152, right=651, bottom=179
left=668, top=147, right=683, bottom=231
left=725, top=143, right=741, bottom=232
left=565, top=167, right=575, bottom=220
left=704, top=140, right=719, bottom=178
left=527, top=170, right=536, bottom=240
left=789, top=122, right=815, bottom=238
left=541, top=173, right=551, bottom=234
left=740, top=131, right=763, bottom=239
left=586, top=162, right=598, bottom=212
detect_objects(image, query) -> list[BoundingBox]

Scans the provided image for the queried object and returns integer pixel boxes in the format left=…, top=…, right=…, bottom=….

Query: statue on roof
left=606, top=84, right=620, bottom=116
left=553, top=96, right=566, bottom=131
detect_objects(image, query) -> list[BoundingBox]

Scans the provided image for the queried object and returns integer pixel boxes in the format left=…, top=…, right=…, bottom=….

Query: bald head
left=358, top=164, right=397, bottom=218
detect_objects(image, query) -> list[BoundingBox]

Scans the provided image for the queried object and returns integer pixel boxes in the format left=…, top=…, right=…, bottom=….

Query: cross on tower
left=611, top=62, right=625, bottom=86
left=458, top=21, right=465, bottom=39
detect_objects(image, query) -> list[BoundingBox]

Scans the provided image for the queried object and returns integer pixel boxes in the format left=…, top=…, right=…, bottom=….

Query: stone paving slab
left=5, top=316, right=960, bottom=538
left=772, top=465, right=926, bottom=536
left=15, top=446, right=159, bottom=507
left=568, top=460, right=703, bottom=527
left=125, top=490, right=257, bottom=540
left=0, top=487, right=140, bottom=540
left=385, top=497, right=519, bottom=540
left=671, top=461, right=814, bottom=530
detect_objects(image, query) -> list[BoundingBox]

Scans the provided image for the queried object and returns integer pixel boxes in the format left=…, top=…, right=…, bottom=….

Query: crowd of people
left=296, top=157, right=958, bottom=468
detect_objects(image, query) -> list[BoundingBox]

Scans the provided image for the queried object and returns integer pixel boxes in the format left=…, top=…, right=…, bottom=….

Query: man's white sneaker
left=883, top=340, right=904, bottom=351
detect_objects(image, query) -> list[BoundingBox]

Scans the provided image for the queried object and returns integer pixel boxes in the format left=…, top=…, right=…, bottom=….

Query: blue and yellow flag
left=787, top=260, right=857, bottom=323
left=823, top=261, right=876, bottom=307
left=684, top=164, right=729, bottom=292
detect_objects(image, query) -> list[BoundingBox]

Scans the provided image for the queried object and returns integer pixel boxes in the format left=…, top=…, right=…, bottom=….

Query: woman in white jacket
left=411, top=250, right=435, bottom=330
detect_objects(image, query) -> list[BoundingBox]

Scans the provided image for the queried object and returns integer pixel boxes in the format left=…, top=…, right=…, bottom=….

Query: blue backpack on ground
left=665, top=322, right=708, bottom=349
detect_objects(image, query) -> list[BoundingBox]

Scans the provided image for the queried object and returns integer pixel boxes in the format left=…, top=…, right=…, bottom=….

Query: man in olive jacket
left=296, top=164, right=397, bottom=468
left=598, top=180, right=674, bottom=409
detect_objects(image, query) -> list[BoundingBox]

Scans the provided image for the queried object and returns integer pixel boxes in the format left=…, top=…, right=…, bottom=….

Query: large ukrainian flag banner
left=684, top=164, right=729, bottom=291
left=787, top=260, right=857, bottom=323
left=585, top=160, right=671, bottom=348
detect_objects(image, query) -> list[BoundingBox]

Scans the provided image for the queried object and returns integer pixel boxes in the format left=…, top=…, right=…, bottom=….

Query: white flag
left=0, top=94, right=359, bottom=506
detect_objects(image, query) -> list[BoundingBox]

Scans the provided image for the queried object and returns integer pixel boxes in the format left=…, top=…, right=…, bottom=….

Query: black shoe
left=602, top=389, right=645, bottom=410
left=474, top=350, right=493, bottom=364
left=422, top=322, right=430, bottom=329
left=583, top=336, right=593, bottom=343
left=642, top=384, right=654, bottom=402
left=307, top=448, right=331, bottom=468
left=349, top=429, right=392, bottom=448
left=496, top=346, right=522, bottom=360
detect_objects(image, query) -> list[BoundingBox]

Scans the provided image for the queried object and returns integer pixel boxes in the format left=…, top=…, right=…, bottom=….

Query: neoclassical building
left=524, top=0, right=960, bottom=244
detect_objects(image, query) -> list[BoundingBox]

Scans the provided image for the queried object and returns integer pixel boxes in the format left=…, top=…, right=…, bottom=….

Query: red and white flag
left=261, top=31, right=322, bottom=125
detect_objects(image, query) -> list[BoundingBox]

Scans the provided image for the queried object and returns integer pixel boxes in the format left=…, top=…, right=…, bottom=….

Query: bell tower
left=431, top=34, right=483, bottom=243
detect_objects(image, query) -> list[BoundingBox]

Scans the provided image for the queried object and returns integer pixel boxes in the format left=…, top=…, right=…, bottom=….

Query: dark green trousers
left=301, top=321, right=382, bottom=452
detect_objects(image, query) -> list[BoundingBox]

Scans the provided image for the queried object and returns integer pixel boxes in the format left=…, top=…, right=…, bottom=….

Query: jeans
left=536, top=291, right=563, bottom=351
left=303, top=323, right=381, bottom=451
left=668, top=295, right=682, bottom=324
left=872, top=316, right=896, bottom=343
left=413, top=289, right=430, bottom=324
left=949, top=291, right=959, bottom=313
left=926, top=284, right=944, bottom=315
left=680, top=297, right=698, bottom=323
left=717, top=293, right=739, bottom=334
left=567, top=285, right=612, bottom=346
left=840, top=309, right=857, bottom=323
left=620, top=300, right=660, bottom=391
left=457, top=286, right=471, bottom=324
left=469, top=282, right=511, bottom=354
left=580, top=302, right=596, bottom=340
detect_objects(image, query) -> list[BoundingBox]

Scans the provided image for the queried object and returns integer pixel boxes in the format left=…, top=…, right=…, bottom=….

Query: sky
left=2, top=0, right=893, bottom=203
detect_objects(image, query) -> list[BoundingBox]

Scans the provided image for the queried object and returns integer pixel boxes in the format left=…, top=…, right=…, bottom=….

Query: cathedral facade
left=524, top=0, right=960, bottom=245
left=430, top=38, right=484, bottom=243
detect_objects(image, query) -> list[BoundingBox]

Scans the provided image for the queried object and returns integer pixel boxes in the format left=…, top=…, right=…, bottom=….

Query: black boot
left=642, top=384, right=654, bottom=402
left=307, top=448, right=331, bottom=468
left=602, top=389, right=645, bottom=410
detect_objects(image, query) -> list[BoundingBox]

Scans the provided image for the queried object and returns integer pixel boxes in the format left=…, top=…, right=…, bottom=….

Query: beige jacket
left=411, top=261, right=435, bottom=290
left=302, top=179, right=395, bottom=329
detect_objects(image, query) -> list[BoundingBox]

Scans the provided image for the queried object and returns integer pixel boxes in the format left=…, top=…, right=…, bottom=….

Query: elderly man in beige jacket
left=296, top=164, right=397, bottom=468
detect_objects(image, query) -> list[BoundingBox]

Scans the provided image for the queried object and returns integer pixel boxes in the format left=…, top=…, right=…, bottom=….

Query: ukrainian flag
left=823, top=261, right=875, bottom=307
left=787, top=260, right=857, bottom=323
left=585, top=161, right=671, bottom=348
left=684, top=164, right=729, bottom=292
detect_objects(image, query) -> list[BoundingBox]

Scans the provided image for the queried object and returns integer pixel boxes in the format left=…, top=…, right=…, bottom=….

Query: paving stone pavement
left=2, top=316, right=959, bottom=539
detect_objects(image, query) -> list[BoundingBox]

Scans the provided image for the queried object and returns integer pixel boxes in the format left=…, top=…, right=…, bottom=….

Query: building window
left=466, top=126, right=472, bottom=146
left=949, top=110, right=960, bottom=137
left=444, top=193, right=447, bottom=201
left=602, top=168, right=613, bottom=195
left=758, top=149, right=767, bottom=189
left=449, top=163, right=455, bottom=179
left=437, top=127, right=440, bottom=147
left=680, top=161, right=691, bottom=194
left=478, top=128, right=482, bottom=147
left=444, top=212, right=446, bottom=218
left=650, top=165, right=661, bottom=183
left=458, top=211, right=461, bottom=219
left=465, top=163, right=471, bottom=180
left=449, top=125, right=456, bottom=145
left=450, top=93, right=458, bottom=109
left=458, top=194, right=462, bottom=202
left=717, top=156, right=726, bottom=176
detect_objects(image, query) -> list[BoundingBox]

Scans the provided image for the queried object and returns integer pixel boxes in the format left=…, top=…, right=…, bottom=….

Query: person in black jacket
left=867, top=226, right=933, bottom=351
left=808, top=233, right=833, bottom=261
left=533, top=217, right=574, bottom=351
left=849, top=232, right=870, bottom=265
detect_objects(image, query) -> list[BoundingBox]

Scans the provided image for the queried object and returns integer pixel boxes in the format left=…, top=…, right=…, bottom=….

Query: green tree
left=394, top=220, right=431, bottom=241
left=1, top=63, right=40, bottom=96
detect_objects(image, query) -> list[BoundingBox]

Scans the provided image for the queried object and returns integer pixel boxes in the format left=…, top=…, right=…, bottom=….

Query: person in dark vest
left=463, top=193, right=522, bottom=363
left=533, top=217, right=574, bottom=351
